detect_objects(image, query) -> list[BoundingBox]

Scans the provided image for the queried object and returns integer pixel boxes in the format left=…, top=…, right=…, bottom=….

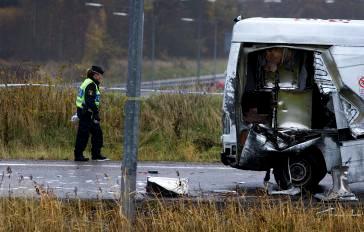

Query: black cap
left=90, top=65, right=104, bottom=75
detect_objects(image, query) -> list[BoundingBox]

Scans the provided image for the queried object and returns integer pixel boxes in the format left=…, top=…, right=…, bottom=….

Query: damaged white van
left=221, top=17, right=364, bottom=198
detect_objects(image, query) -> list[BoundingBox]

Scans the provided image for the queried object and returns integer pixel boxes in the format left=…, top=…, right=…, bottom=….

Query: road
left=1, top=160, right=364, bottom=201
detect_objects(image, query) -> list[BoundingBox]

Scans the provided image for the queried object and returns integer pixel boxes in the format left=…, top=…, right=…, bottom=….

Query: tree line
left=0, top=0, right=364, bottom=67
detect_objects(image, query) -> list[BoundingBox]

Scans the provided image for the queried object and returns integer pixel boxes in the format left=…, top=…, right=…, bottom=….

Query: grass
left=1, top=196, right=364, bottom=231
left=0, top=84, right=222, bottom=161
left=37, top=58, right=227, bottom=86
left=95, top=58, right=227, bottom=86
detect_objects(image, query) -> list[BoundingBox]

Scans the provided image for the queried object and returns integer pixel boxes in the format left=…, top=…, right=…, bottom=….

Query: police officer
left=74, top=65, right=108, bottom=161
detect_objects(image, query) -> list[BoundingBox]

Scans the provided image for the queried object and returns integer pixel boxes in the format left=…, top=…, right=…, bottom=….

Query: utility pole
left=212, top=0, right=217, bottom=80
left=151, top=7, right=156, bottom=90
left=213, top=21, right=217, bottom=79
left=121, top=0, right=144, bottom=224
left=196, top=0, right=202, bottom=85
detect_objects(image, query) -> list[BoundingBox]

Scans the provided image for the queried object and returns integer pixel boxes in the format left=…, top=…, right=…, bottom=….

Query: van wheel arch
left=273, top=147, right=327, bottom=191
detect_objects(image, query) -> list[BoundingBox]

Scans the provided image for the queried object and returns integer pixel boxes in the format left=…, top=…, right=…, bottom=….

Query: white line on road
left=0, top=162, right=234, bottom=170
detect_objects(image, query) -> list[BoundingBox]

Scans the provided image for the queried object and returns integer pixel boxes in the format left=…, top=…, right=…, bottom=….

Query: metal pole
left=151, top=14, right=156, bottom=90
left=213, top=21, right=217, bottom=79
left=196, top=0, right=202, bottom=85
left=121, top=0, right=144, bottom=224
left=212, top=0, right=217, bottom=80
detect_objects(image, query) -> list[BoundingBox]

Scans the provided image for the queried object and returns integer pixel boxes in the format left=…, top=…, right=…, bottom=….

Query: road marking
left=0, top=162, right=234, bottom=170
left=141, top=165, right=233, bottom=170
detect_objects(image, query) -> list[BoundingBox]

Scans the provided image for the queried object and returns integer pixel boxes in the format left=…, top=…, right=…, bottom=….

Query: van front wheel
left=273, top=151, right=327, bottom=191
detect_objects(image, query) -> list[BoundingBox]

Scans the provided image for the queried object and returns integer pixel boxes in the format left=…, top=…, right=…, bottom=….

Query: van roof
left=232, top=18, right=364, bottom=46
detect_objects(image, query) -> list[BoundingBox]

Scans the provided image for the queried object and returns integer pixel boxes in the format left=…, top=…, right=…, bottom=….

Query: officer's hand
left=93, top=114, right=101, bottom=123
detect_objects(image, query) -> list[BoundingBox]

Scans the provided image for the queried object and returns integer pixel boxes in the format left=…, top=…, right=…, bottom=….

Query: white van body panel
left=221, top=42, right=241, bottom=148
left=331, top=46, right=364, bottom=100
left=232, top=18, right=364, bottom=46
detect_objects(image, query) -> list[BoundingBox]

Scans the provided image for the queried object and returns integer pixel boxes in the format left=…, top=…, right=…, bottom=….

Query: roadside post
left=121, top=0, right=144, bottom=224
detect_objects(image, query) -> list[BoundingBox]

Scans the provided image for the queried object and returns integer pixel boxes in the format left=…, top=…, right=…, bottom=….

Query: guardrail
left=1, top=73, right=225, bottom=96
left=112, top=73, right=225, bottom=89
left=0, top=83, right=224, bottom=96
left=0, top=83, right=55, bottom=88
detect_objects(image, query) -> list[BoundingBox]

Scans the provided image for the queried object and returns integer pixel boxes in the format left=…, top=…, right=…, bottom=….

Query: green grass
left=0, top=85, right=222, bottom=161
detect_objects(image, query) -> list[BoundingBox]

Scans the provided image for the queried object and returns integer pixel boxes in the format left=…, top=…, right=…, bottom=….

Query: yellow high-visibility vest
left=75, top=78, right=100, bottom=109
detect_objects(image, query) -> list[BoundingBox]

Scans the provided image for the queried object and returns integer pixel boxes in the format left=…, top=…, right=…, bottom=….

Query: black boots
left=74, top=156, right=89, bottom=162
left=92, top=154, right=109, bottom=161
left=74, top=153, right=109, bottom=162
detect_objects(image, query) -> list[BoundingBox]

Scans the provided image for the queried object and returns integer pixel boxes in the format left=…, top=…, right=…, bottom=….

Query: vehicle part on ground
left=268, top=186, right=301, bottom=196
left=314, top=166, right=358, bottom=201
left=146, top=176, right=188, bottom=197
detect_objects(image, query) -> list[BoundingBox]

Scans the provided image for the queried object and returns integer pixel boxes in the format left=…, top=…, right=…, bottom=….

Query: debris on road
left=316, top=207, right=335, bottom=215
left=314, top=166, right=358, bottom=202
left=268, top=187, right=301, bottom=196
left=6, top=166, right=12, bottom=174
left=148, top=170, right=159, bottom=174
left=265, top=181, right=301, bottom=196
left=212, top=190, right=237, bottom=196
left=146, top=176, right=188, bottom=197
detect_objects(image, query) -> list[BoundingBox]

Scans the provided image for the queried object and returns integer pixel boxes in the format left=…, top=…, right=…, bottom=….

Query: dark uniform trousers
left=74, top=109, right=103, bottom=158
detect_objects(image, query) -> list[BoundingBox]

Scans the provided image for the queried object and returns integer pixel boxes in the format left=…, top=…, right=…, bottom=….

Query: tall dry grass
left=1, top=196, right=363, bottom=231
left=0, top=197, right=128, bottom=231
left=0, top=83, right=222, bottom=161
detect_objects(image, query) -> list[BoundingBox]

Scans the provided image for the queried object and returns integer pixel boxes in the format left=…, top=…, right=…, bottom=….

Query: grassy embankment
left=1, top=196, right=364, bottom=231
left=0, top=84, right=222, bottom=161
left=38, top=58, right=227, bottom=86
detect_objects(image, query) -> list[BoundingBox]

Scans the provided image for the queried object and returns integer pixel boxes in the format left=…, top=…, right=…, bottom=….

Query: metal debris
left=314, top=166, right=358, bottom=201
left=268, top=186, right=301, bottom=196
left=148, top=170, right=159, bottom=174
left=146, top=176, right=188, bottom=197
left=316, top=208, right=335, bottom=215
left=18, top=175, right=24, bottom=184
left=212, top=190, right=237, bottom=196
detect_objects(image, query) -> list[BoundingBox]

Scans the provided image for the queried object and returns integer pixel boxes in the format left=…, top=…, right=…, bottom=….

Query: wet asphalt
left=1, top=160, right=364, bottom=201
